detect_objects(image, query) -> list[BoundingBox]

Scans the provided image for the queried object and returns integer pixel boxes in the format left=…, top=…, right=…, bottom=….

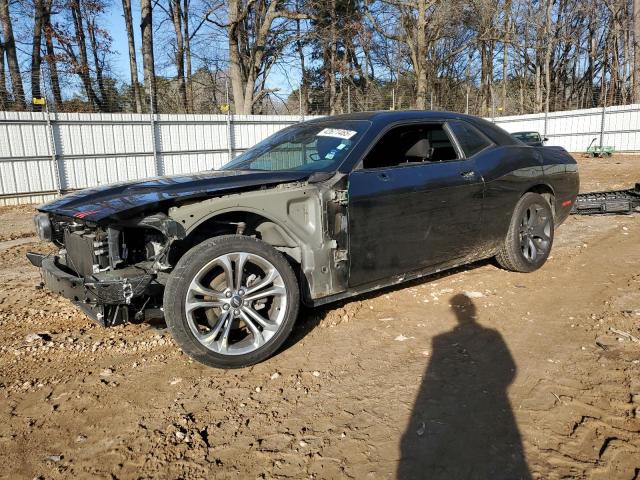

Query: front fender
left=167, top=183, right=344, bottom=301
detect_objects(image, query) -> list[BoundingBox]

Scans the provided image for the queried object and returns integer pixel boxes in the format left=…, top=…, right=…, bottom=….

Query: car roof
left=303, top=110, right=519, bottom=148
left=304, top=110, right=479, bottom=126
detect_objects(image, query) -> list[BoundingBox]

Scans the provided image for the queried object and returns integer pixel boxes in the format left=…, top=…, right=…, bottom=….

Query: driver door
left=347, top=122, right=485, bottom=287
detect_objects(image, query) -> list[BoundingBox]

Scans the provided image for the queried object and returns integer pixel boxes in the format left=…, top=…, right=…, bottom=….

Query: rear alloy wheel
left=496, top=192, right=554, bottom=273
left=164, top=235, right=299, bottom=368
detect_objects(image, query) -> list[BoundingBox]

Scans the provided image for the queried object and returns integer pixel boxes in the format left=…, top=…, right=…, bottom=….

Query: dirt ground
left=1, top=154, right=639, bottom=479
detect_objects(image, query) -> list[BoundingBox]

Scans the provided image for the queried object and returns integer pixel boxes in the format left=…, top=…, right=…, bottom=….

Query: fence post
left=41, top=64, right=64, bottom=195
left=599, top=103, right=607, bottom=149
left=44, top=101, right=64, bottom=194
left=149, top=85, right=163, bottom=176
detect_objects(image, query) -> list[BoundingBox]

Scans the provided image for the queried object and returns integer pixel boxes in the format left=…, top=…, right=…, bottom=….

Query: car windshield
left=221, top=120, right=370, bottom=172
left=512, top=132, right=541, bottom=142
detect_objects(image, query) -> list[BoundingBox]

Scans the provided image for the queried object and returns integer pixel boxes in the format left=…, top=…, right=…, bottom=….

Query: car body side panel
left=539, top=146, right=580, bottom=223
left=167, top=182, right=344, bottom=302
left=475, top=144, right=579, bottom=252
left=474, top=145, right=545, bottom=251
left=347, top=159, right=484, bottom=286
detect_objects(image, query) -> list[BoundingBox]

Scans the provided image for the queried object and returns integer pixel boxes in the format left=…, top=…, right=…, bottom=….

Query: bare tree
left=634, top=0, right=640, bottom=102
left=0, top=25, right=7, bottom=107
left=64, top=0, right=103, bottom=109
left=122, top=0, right=142, bottom=112
left=169, top=0, right=188, bottom=111
left=43, top=0, right=62, bottom=108
left=213, top=0, right=309, bottom=114
left=0, top=0, right=26, bottom=108
left=140, top=0, right=156, bottom=109
left=183, top=0, right=193, bottom=111
left=31, top=0, right=45, bottom=106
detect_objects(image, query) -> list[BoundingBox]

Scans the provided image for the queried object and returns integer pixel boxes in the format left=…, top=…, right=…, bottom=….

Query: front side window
left=221, top=120, right=370, bottom=172
left=447, top=121, right=492, bottom=157
left=362, top=123, right=459, bottom=170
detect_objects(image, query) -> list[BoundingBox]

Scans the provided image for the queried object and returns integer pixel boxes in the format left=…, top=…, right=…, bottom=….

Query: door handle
left=460, top=170, right=476, bottom=179
left=378, top=172, right=390, bottom=181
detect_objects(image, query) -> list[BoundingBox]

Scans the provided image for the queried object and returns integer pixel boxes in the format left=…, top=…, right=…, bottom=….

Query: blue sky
left=104, top=2, right=142, bottom=81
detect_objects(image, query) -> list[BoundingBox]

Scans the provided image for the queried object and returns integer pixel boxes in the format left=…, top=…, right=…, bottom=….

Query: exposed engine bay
left=29, top=212, right=186, bottom=326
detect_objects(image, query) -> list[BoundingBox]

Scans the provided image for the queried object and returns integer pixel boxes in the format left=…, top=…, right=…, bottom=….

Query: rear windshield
left=512, top=132, right=541, bottom=142
left=222, top=120, right=371, bottom=172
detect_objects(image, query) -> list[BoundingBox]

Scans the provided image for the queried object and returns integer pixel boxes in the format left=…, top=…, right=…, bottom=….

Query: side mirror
left=543, top=137, right=549, bottom=143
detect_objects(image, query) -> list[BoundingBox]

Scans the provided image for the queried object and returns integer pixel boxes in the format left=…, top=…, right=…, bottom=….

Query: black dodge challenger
left=28, top=111, right=579, bottom=368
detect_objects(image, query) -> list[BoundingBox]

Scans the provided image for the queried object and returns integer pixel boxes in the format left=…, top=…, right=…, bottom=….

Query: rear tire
left=164, top=235, right=300, bottom=368
left=496, top=193, right=554, bottom=273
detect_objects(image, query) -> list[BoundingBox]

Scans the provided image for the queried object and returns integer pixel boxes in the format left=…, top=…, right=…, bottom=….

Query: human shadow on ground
left=397, top=293, right=531, bottom=480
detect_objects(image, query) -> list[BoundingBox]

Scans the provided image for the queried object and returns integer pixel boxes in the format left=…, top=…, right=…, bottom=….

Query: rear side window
left=448, top=121, right=492, bottom=157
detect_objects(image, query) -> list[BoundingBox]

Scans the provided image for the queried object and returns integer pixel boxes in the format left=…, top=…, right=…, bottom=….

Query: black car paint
left=335, top=112, right=577, bottom=288
left=33, top=110, right=579, bottom=310
left=348, top=157, right=485, bottom=286
left=37, top=170, right=312, bottom=222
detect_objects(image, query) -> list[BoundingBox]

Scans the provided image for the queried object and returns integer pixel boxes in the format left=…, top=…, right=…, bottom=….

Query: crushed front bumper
left=27, top=252, right=159, bottom=327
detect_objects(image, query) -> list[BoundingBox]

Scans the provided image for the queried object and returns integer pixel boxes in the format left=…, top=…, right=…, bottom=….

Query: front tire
left=164, top=235, right=300, bottom=368
left=496, top=192, right=554, bottom=273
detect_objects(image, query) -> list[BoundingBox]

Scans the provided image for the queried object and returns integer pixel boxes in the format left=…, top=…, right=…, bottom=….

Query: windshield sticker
left=336, top=143, right=347, bottom=150
left=325, top=149, right=337, bottom=160
left=317, top=128, right=357, bottom=140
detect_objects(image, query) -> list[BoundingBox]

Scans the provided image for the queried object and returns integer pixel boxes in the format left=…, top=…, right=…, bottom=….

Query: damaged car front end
left=28, top=212, right=184, bottom=326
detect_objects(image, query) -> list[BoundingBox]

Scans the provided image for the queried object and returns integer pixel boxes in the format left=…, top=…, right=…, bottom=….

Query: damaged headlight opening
left=33, top=213, right=53, bottom=242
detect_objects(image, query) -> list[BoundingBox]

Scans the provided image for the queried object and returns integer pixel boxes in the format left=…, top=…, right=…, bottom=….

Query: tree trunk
left=70, top=0, right=102, bottom=110
left=31, top=0, right=45, bottom=109
left=0, top=35, right=7, bottom=108
left=587, top=24, right=595, bottom=106
left=543, top=0, right=552, bottom=116
left=329, top=12, right=336, bottom=114
left=43, top=0, right=62, bottom=108
left=183, top=0, right=193, bottom=112
left=122, top=0, right=142, bottom=113
left=502, top=0, right=511, bottom=113
left=87, top=18, right=108, bottom=110
left=633, top=0, right=640, bottom=103
left=227, top=0, right=247, bottom=113
left=295, top=6, right=306, bottom=115
left=140, top=0, right=156, bottom=111
left=414, top=0, right=427, bottom=110
left=0, top=0, right=26, bottom=109
left=170, top=0, right=187, bottom=112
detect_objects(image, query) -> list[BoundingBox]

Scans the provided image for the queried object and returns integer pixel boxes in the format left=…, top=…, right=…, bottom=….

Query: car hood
left=38, top=170, right=311, bottom=222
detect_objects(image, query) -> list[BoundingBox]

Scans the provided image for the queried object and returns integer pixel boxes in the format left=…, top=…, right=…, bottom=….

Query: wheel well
left=168, top=211, right=302, bottom=267
left=526, top=184, right=556, bottom=216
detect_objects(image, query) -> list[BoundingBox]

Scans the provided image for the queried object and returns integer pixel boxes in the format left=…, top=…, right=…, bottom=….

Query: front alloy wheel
left=164, top=235, right=300, bottom=368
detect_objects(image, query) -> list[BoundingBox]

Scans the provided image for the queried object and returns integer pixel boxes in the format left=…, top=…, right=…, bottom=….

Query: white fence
left=493, top=103, right=640, bottom=152
left=1, top=104, right=639, bottom=205
left=0, top=111, right=318, bottom=205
